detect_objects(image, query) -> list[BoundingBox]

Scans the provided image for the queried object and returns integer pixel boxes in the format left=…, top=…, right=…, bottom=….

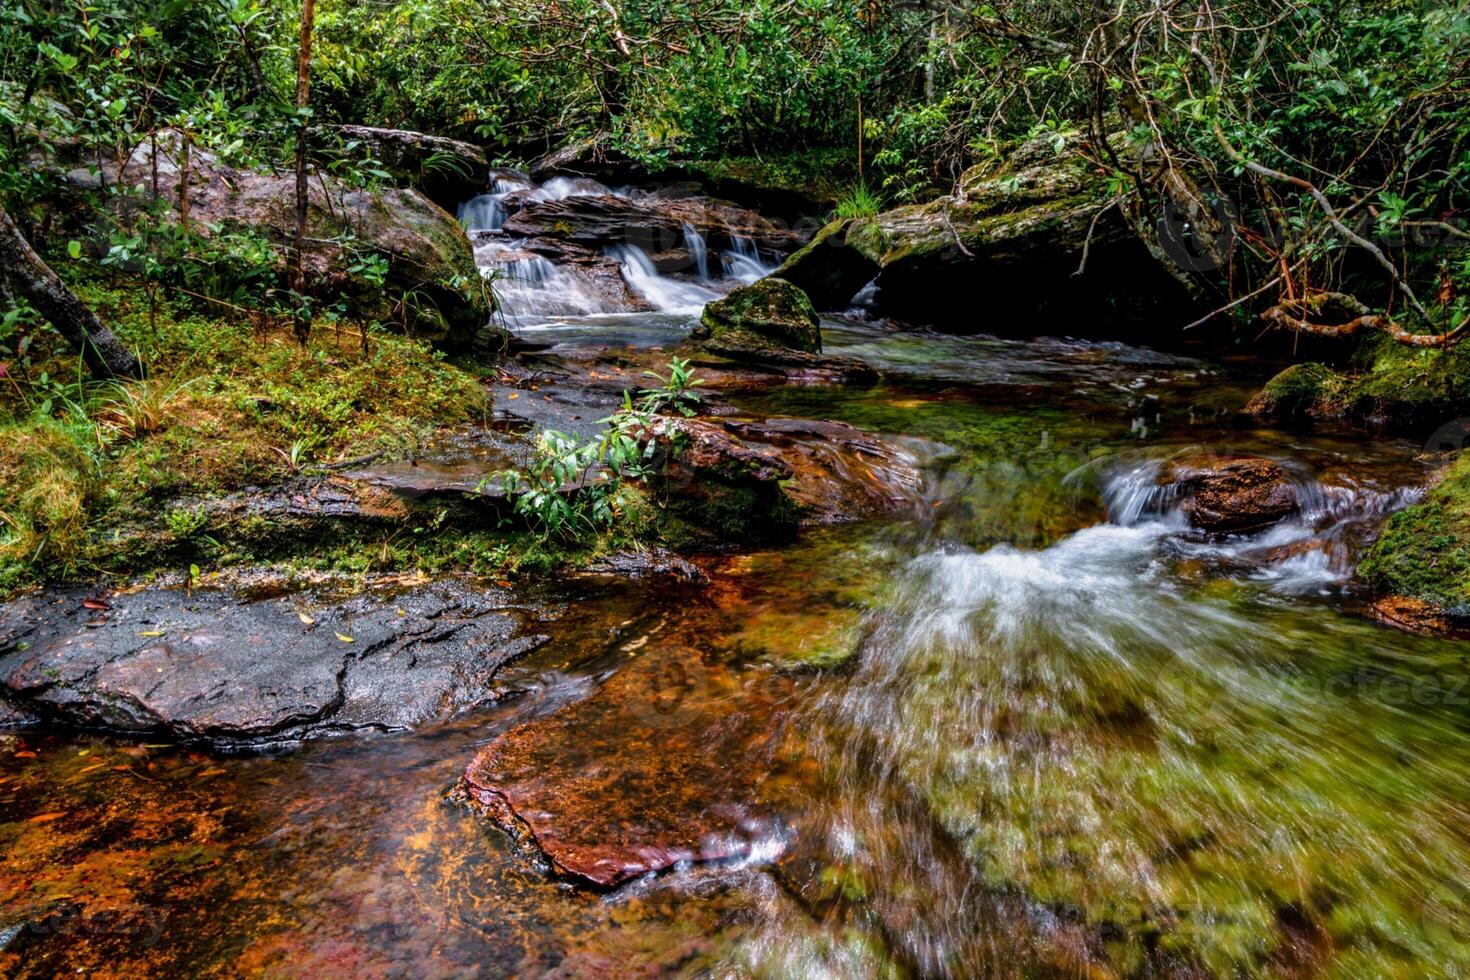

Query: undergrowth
left=0, top=276, right=490, bottom=592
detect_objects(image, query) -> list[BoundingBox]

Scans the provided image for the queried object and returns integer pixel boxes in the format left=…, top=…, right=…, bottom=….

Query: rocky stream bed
left=5, top=161, right=1470, bottom=975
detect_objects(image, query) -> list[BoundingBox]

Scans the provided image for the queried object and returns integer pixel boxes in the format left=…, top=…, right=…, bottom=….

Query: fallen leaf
left=137, top=629, right=165, bottom=637
left=27, top=812, right=67, bottom=824
left=14, top=750, right=37, bottom=759
left=335, top=632, right=355, bottom=643
left=298, top=612, right=316, bottom=626
left=508, top=392, right=519, bottom=399
left=82, top=597, right=112, bottom=611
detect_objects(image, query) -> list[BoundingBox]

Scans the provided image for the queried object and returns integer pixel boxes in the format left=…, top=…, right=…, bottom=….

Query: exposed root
left=1261, top=291, right=1470, bottom=349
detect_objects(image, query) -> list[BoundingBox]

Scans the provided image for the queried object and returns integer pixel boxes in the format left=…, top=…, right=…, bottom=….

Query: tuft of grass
left=834, top=182, right=882, bottom=220
left=0, top=416, right=99, bottom=588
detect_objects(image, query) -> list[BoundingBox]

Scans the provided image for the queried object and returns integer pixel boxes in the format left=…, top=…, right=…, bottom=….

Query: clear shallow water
left=4, top=323, right=1470, bottom=977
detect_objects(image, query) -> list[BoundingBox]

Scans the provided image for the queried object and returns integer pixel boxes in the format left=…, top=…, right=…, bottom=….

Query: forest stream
left=4, top=192, right=1469, bottom=977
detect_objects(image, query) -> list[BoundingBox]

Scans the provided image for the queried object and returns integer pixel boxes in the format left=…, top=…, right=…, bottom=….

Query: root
left=1261, top=291, right=1470, bottom=349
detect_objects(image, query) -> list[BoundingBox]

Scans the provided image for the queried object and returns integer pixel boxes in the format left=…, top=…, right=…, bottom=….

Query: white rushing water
left=723, top=236, right=779, bottom=283
left=473, top=239, right=621, bottom=324
left=463, top=175, right=784, bottom=326
left=607, top=243, right=724, bottom=314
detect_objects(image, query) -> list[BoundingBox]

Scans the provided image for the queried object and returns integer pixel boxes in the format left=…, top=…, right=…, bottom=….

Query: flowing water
left=5, top=261, right=1470, bottom=974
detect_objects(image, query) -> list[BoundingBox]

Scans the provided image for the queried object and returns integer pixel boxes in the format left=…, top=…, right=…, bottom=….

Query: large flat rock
left=0, top=578, right=548, bottom=745
left=465, top=644, right=795, bottom=888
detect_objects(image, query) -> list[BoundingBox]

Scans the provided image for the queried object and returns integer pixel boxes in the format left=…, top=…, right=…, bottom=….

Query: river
left=3, top=223, right=1470, bottom=976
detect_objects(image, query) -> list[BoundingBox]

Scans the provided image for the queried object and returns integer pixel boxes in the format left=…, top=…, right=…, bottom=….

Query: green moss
left=655, top=480, right=801, bottom=548
left=1359, top=453, right=1470, bottom=611
left=1244, top=362, right=1339, bottom=418
left=1248, top=335, right=1470, bottom=429
left=700, top=277, right=821, bottom=353
left=0, top=279, right=494, bottom=593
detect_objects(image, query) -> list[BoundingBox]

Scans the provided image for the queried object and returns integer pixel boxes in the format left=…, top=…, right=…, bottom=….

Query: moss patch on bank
left=1358, top=453, right=1470, bottom=612
left=0, top=279, right=491, bottom=592
left=1248, top=334, right=1470, bottom=431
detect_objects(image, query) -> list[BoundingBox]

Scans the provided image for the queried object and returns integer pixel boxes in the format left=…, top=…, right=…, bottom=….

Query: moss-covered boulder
left=72, top=130, right=497, bottom=352
left=774, top=218, right=880, bottom=310
left=1359, top=453, right=1470, bottom=619
left=1246, top=335, right=1470, bottom=433
left=773, top=131, right=1194, bottom=331
left=1243, top=362, right=1338, bottom=419
left=699, top=277, right=821, bottom=353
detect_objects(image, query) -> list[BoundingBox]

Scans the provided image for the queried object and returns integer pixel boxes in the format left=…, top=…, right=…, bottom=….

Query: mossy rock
left=1246, top=335, right=1470, bottom=432
left=775, top=218, right=879, bottom=310
left=1243, top=362, right=1339, bottom=419
left=699, top=277, right=821, bottom=353
left=1358, top=453, right=1470, bottom=613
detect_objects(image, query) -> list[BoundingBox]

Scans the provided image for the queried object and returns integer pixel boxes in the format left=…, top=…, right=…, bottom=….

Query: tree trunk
left=0, top=205, right=141, bottom=379
left=290, top=0, right=317, bottom=347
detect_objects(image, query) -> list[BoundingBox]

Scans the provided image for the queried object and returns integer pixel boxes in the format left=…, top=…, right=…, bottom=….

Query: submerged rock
left=1162, top=456, right=1300, bottom=534
left=698, top=277, right=821, bottom=353
left=639, top=415, right=925, bottom=545
left=464, top=641, right=792, bottom=889
left=0, top=578, right=547, bottom=744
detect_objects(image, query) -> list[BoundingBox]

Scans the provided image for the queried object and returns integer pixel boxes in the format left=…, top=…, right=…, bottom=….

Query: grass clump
left=834, top=182, right=882, bottom=220
left=0, top=417, right=100, bottom=590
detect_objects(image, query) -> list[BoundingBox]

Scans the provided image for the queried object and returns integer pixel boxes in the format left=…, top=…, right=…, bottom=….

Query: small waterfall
left=475, top=240, right=619, bottom=324
left=608, top=243, right=722, bottom=313
left=682, top=224, right=711, bottom=281
left=723, top=237, right=778, bottom=283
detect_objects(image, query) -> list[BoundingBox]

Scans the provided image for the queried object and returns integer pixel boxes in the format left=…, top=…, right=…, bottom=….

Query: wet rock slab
left=465, top=645, right=794, bottom=889
left=0, top=578, right=548, bottom=745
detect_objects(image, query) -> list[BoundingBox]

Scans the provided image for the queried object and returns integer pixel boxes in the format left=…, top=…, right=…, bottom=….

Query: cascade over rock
left=778, top=132, right=1196, bottom=332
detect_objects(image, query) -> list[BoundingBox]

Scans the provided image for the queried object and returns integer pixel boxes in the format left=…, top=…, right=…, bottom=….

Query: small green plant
left=272, top=438, right=314, bottom=474
left=165, top=506, right=209, bottom=539
left=492, top=358, right=702, bottom=540
left=637, top=355, right=704, bottom=416
left=835, top=182, right=881, bottom=220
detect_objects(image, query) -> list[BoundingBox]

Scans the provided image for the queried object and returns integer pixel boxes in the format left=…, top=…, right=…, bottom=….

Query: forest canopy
left=2, top=0, right=1469, bottom=339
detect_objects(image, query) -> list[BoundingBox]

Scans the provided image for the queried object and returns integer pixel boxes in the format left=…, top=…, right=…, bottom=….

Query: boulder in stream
left=1162, top=455, right=1301, bottom=534
left=698, top=277, right=821, bottom=353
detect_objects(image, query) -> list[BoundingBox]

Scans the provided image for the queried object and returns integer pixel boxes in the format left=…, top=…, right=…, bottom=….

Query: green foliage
left=834, top=182, right=881, bottom=219
left=494, top=358, right=703, bottom=540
